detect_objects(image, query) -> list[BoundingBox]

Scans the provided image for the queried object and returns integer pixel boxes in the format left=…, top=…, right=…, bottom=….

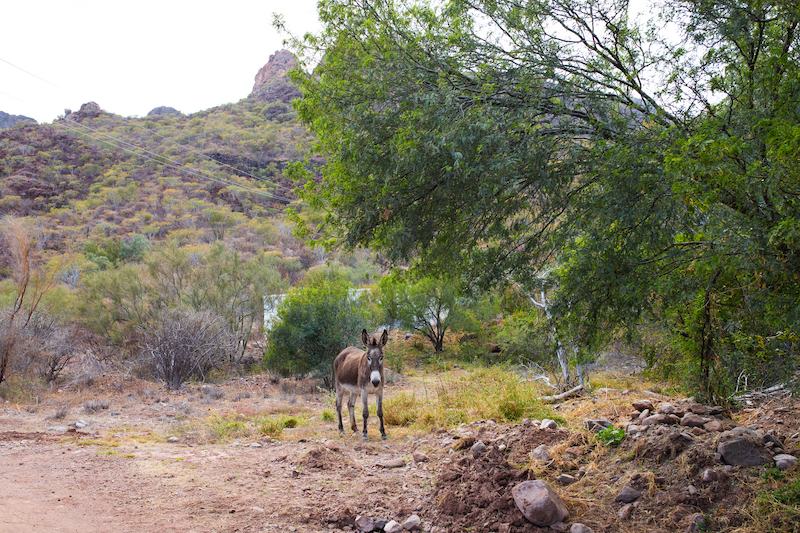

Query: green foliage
left=596, top=426, right=626, bottom=447
left=286, top=0, right=800, bottom=402
left=263, top=267, right=371, bottom=377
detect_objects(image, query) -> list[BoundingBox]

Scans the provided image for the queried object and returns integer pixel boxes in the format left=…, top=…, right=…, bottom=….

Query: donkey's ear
left=361, top=329, right=370, bottom=347
left=380, top=329, right=389, bottom=347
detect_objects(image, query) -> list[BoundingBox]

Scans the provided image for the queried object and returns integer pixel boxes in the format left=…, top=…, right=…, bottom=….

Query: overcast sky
left=0, top=0, right=321, bottom=123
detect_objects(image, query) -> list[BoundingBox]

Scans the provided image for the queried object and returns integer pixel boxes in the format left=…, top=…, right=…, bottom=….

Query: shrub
left=141, top=309, right=233, bottom=389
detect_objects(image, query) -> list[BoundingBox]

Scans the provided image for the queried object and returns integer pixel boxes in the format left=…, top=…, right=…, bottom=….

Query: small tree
left=264, top=268, right=371, bottom=380
left=378, top=273, right=459, bottom=352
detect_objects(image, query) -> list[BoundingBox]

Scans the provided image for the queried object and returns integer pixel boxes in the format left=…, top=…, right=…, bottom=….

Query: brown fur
left=333, top=329, right=388, bottom=441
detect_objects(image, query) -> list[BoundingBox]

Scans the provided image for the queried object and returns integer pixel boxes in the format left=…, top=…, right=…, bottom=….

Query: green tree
left=285, top=0, right=800, bottom=401
left=264, top=268, right=371, bottom=379
left=377, top=273, right=460, bottom=352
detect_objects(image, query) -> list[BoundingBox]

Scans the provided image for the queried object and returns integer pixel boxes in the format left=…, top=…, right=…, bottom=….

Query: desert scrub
left=255, top=414, right=299, bottom=438
left=206, top=412, right=249, bottom=440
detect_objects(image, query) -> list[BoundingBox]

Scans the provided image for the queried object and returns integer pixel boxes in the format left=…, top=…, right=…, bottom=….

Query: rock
left=632, top=399, right=655, bottom=412
left=512, top=480, right=569, bottom=527
left=402, top=514, right=421, bottom=530
left=72, top=420, right=89, bottom=429
left=615, top=485, right=642, bottom=503
left=688, top=402, right=708, bottom=415
left=250, top=50, right=302, bottom=103
left=249, top=442, right=262, bottom=448
left=47, top=426, right=67, bottom=432
left=375, top=519, right=387, bottom=530
left=384, top=520, right=403, bottom=533
left=684, top=512, right=708, bottom=533
left=617, top=503, right=634, bottom=520
left=533, top=444, right=552, bottom=462
left=570, top=524, right=594, bottom=533
left=641, top=414, right=661, bottom=426
left=702, top=469, right=717, bottom=482
left=585, top=419, right=612, bottom=432
left=680, top=413, right=708, bottom=428
left=637, top=408, right=650, bottom=420
left=471, top=441, right=487, bottom=455
left=717, top=428, right=773, bottom=467
left=556, top=474, right=576, bottom=484
left=703, top=420, right=723, bottom=432
left=412, top=451, right=429, bottom=463
left=146, top=106, right=181, bottom=116
left=380, top=458, right=407, bottom=468
left=657, top=402, right=676, bottom=415
left=0, top=111, right=35, bottom=129
left=355, top=516, right=374, bottom=532
left=625, top=424, right=646, bottom=435
left=540, top=419, right=558, bottom=430
left=775, top=454, right=799, bottom=471
left=497, top=524, right=511, bottom=533
left=549, top=522, right=568, bottom=532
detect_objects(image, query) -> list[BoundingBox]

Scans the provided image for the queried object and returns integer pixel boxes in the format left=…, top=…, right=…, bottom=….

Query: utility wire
left=0, top=55, right=305, bottom=200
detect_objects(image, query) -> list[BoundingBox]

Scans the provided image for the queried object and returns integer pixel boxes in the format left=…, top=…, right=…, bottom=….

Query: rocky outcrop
left=250, top=49, right=302, bottom=103
left=65, top=101, right=102, bottom=122
left=0, top=111, right=36, bottom=129
left=147, top=106, right=181, bottom=116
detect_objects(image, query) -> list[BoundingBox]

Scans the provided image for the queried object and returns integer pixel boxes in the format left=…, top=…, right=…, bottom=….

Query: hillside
left=0, top=50, right=322, bottom=269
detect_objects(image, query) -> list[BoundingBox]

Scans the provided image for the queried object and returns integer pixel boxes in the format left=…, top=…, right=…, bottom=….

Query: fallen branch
left=536, top=384, right=584, bottom=403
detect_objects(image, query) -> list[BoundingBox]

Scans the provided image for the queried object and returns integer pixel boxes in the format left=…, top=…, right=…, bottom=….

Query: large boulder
left=512, top=480, right=569, bottom=527
left=716, top=427, right=773, bottom=467
left=250, top=49, right=302, bottom=103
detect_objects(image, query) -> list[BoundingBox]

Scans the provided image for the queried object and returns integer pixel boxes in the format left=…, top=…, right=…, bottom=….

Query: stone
left=570, top=524, right=594, bottom=533
left=384, top=520, right=403, bottom=533
left=585, top=419, right=612, bottom=432
left=684, top=512, right=708, bottom=533
left=533, top=444, right=552, bottom=462
left=375, top=519, right=388, bottom=530
left=641, top=414, right=661, bottom=426
left=355, top=516, right=375, bottom=532
left=412, top=451, right=429, bottom=463
left=775, top=454, right=799, bottom=471
left=702, top=469, right=717, bottom=483
left=717, top=428, right=773, bottom=467
left=402, top=514, right=421, bottom=530
left=680, top=413, right=708, bottom=428
left=497, top=524, right=511, bottom=533
left=617, top=503, right=634, bottom=520
left=637, top=408, right=650, bottom=420
left=615, top=485, right=642, bottom=503
left=703, top=420, right=723, bottom=432
left=250, top=50, right=302, bottom=103
left=549, top=522, right=568, bottom=532
left=556, top=474, right=576, bottom=484
left=540, top=419, right=558, bottom=430
left=47, top=426, right=67, bottom=432
left=632, top=399, right=654, bottom=412
left=380, top=458, right=407, bottom=468
left=147, top=106, right=181, bottom=116
left=471, top=441, right=487, bottom=455
left=512, top=480, right=569, bottom=527
left=657, top=402, right=676, bottom=415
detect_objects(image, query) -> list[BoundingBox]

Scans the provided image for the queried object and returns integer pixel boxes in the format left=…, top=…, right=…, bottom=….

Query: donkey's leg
left=348, top=391, right=358, bottom=433
left=361, top=389, right=370, bottom=441
left=376, top=388, right=387, bottom=440
left=335, top=383, right=345, bottom=435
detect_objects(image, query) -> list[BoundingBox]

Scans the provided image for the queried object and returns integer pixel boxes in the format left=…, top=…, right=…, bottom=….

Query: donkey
left=334, top=329, right=388, bottom=441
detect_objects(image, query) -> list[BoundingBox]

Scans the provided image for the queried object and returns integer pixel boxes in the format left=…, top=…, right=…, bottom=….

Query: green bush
left=263, top=267, right=371, bottom=379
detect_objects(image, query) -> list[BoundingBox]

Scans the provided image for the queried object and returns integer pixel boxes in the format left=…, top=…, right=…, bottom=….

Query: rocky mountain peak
left=250, top=50, right=302, bottom=103
left=0, top=111, right=36, bottom=129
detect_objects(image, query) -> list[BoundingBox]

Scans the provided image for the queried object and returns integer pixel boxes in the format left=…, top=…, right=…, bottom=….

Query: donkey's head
left=362, top=329, right=388, bottom=388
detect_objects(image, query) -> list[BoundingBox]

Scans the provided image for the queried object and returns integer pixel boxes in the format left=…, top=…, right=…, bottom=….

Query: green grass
left=384, top=366, right=557, bottom=431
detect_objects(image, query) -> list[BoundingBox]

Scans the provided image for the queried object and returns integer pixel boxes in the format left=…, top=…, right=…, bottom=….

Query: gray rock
left=47, top=426, right=67, bottom=432
left=512, top=480, right=569, bottom=526
left=703, top=420, right=723, bottom=432
left=533, top=444, right=552, bottom=462
left=637, top=408, right=650, bottom=420
left=615, top=485, right=642, bottom=503
left=375, top=519, right=388, bottom=530
left=657, top=402, right=676, bottom=415
left=355, top=515, right=375, bottom=532
left=702, top=469, right=716, bottom=482
left=680, top=413, right=708, bottom=428
left=540, top=419, right=558, bottom=430
left=384, top=519, right=403, bottom=533
left=775, top=454, right=799, bottom=471
left=641, top=414, right=661, bottom=426
left=556, top=474, right=576, bottom=484
left=585, top=419, right=612, bottom=432
left=402, top=514, right=421, bottom=530
left=617, top=503, right=634, bottom=520
left=412, top=451, right=429, bottom=463
left=570, top=524, right=594, bottom=533
left=717, top=428, right=773, bottom=467
left=684, top=512, right=708, bottom=533
left=632, top=399, right=654, bottom=412
left=471, top=441, right=487, bottom=455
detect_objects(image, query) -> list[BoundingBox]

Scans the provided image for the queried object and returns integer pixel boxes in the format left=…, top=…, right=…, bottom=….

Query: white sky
left=0, top=0, right=321, bottom=123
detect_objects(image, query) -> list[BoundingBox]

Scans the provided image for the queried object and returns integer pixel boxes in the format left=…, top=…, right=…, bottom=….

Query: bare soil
left=1, top=371, right=798, bottom=533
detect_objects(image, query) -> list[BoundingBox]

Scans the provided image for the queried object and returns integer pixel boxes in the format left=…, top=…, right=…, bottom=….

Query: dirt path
left=0, top=424, right=439, bottom=533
